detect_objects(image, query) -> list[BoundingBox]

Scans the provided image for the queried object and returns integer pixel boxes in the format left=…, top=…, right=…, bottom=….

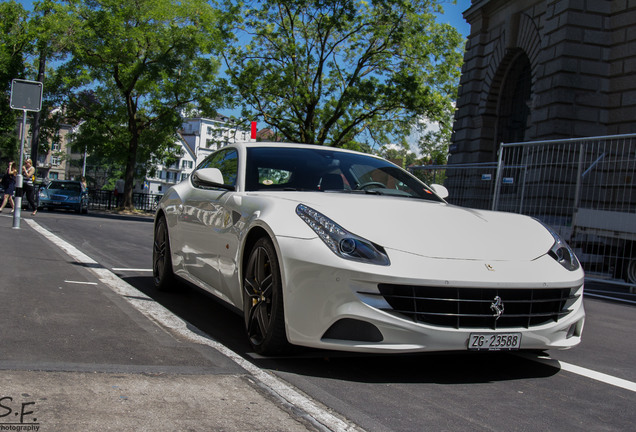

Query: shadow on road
left=83, top=210, right=155, bottom=223
left=120, top=275, right=560, bottom=385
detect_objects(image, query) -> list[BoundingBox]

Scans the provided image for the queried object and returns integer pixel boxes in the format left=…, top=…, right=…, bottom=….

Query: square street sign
left=10, top=79, right=43, bottom=112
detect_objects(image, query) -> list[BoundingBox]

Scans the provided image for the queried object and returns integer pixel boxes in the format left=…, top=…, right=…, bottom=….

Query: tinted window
left=49, top=181, right=81, bottom=193
left=196, top=148, right=238, bottom=186
left=245, top=147, right=442, bottom=201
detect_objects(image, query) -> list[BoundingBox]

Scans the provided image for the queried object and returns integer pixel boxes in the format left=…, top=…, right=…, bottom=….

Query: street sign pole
left=13, top=110, right=28, bottom=228
left=10, top=79, right=43, bottom=229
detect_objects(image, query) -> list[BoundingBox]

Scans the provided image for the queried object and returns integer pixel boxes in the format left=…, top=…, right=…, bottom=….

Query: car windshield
left=49, top=182, right=81, bottom=193
left=245, top=147, right=443, bottom=201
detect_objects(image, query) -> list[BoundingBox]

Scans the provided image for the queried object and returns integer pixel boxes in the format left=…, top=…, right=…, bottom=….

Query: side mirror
left=430, top=184, right=449, bottom=199
left=192, top=168, right=235, bottom=191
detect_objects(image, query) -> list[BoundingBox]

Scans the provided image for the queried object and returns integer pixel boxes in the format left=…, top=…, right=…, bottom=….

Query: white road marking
left=65, top=280, right=99, bottom=285
left=111, top=268, right=153, bottom=272
left=24, top=218, right=360, bottom=432
left=516, top=352, right=636, bottom=393
left=557, top=361, right=636, bottom=392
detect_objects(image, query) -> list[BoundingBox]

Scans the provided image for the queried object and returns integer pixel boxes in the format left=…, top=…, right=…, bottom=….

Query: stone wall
left=450, top=0, right=636, bottom=165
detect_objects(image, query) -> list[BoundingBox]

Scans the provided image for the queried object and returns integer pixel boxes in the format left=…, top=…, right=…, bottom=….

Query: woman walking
left=22, top=159, right=37, bottom=215
left=0, top=161, right=17, bottom=212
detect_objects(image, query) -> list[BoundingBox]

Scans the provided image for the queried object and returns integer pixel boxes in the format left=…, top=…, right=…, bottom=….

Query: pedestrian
left=80, top=176, right=87, bottom=190
left=0, top=161, right=18, bottom=212
left=22, top=159, right=38, bottom=215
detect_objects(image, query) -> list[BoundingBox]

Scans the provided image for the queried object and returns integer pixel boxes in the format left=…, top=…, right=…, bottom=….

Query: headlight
left=540, top=221, right=580, bottom=271
left=39, top=190, right=47, bottom=198
left=296, top=204, right=390, bottom=266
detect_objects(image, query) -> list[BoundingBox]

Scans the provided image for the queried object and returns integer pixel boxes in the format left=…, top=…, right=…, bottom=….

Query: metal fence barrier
left=411, top=162, right=498, bottom=210
left=410, top=133, right=636, bottom=288
left=88, top=190, right=162, bottom=212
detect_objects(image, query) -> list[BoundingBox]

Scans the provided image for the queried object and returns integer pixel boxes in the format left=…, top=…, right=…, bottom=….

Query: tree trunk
left=122, top=132, right=138, bottom=210
left=30, top=48, right=47, bottom=170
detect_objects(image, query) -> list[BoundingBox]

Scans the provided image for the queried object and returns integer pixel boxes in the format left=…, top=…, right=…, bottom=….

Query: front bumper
left=276, top=236, right=585, bottom=353
left=40, top=198, right=82, bottom=210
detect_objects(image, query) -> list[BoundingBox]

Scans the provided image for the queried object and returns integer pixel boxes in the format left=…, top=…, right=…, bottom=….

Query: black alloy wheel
left=243, top=237, right=289, bottom=355
left=153, top=216, right=176, bottom=291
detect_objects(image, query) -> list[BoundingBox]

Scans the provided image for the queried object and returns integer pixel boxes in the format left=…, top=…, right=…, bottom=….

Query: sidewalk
left=0, top=212, right=317, bottom=431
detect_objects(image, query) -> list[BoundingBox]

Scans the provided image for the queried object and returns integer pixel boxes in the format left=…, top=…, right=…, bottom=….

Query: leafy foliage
left=52, top=0, right=232, bottom=208
left=0, top=1, right=31, bottom=164
left=222, top=0, right=464, bottom=148
left=4, top=0, right=465, bottom=206
left=414, top=101, right=455, bottom=165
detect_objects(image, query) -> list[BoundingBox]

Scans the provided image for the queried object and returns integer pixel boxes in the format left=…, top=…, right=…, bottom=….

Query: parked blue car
left=39, top=180, right=88, bottom=214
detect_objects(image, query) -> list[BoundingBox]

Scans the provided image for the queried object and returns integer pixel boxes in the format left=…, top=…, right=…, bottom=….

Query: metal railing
left=411, top=162, right=498, bottom=210
left=88, top=190, right=163, bottom=212
left=410, top=133, right=636, bottom=287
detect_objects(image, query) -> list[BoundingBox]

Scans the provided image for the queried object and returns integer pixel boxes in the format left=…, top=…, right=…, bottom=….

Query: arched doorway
left=495, top=51, right=532, bottom=158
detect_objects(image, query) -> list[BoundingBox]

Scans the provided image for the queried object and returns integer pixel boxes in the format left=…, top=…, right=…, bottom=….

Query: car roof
left=231, top=141, right=384, bottom=159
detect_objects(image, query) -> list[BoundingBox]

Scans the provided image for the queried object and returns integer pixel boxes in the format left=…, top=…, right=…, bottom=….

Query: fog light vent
left=322, top=318, right=383, bottom=342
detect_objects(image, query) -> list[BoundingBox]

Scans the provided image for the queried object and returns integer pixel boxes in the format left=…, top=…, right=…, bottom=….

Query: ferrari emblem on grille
left=485, top=263, right=495, bottom=271
left=490, top=296, right=504, bottom=320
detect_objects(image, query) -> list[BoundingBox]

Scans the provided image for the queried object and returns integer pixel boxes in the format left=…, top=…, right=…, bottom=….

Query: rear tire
left=242, top=237, right=290, bottom=355
left=153, top=216, right=177, bottom=291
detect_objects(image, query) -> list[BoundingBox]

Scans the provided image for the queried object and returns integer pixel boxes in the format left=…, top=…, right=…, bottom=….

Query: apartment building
left=142, top=116, right=256, bottom=195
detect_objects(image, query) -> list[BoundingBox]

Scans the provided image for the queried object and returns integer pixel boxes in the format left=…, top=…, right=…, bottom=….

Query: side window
left=196, top=148, right=238, bottom=186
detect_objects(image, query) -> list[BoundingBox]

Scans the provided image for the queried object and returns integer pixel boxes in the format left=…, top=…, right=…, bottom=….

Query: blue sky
left=439, top=0, right=471, bottom=37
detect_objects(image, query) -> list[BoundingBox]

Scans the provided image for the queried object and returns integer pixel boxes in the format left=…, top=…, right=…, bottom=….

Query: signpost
left=9, top=79, right=43, bottom=229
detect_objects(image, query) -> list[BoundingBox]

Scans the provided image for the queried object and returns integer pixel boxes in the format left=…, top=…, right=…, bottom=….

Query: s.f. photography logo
left=0, top=396, right=40, bottom=432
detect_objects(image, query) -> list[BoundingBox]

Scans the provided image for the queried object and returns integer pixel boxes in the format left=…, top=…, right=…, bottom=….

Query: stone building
left=450, top=0, right=636, bottom=164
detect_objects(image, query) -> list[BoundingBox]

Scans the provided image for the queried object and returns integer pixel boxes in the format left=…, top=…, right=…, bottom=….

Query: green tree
left=27, top=0, right=72, bottom=169
left=53, top=0, right=232, bottom=209
left=380, top=140, right=418, bottom=168
left=222, top=0, right=464, bottom=149
left=0, top=1, right=31, bottom=164
left=415, top=101, right=455, bottom=165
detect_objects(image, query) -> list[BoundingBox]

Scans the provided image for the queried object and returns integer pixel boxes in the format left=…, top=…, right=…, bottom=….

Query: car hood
left=262, top=192, right=554, bottom=262
left=45, top=188, right=81, bottom=197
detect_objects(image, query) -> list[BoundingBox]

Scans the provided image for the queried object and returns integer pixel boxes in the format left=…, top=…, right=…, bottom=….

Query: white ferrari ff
left=153, top=142, right=585, bottom=355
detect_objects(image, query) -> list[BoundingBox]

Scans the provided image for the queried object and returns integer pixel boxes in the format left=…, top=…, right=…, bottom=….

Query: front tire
left=243, top=237, right=290, bottom=355
left=153, top=216, right=177, bottom=291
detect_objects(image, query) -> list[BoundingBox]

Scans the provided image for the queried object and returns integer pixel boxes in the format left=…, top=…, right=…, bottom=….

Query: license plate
left=468, top=333, right=521, bottom=351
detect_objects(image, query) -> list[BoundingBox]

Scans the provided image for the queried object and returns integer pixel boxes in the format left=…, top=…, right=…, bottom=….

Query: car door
left=179, top=148, right=239, bottom=303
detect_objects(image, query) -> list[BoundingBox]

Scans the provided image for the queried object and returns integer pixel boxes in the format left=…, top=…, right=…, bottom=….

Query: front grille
left=50, top=194, right=68, bottom=201
left=363, top=284, right=578, bottom=330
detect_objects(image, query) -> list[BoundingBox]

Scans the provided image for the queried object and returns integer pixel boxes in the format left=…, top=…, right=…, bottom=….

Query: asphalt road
left=19, top=210, right=636, bottom=431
